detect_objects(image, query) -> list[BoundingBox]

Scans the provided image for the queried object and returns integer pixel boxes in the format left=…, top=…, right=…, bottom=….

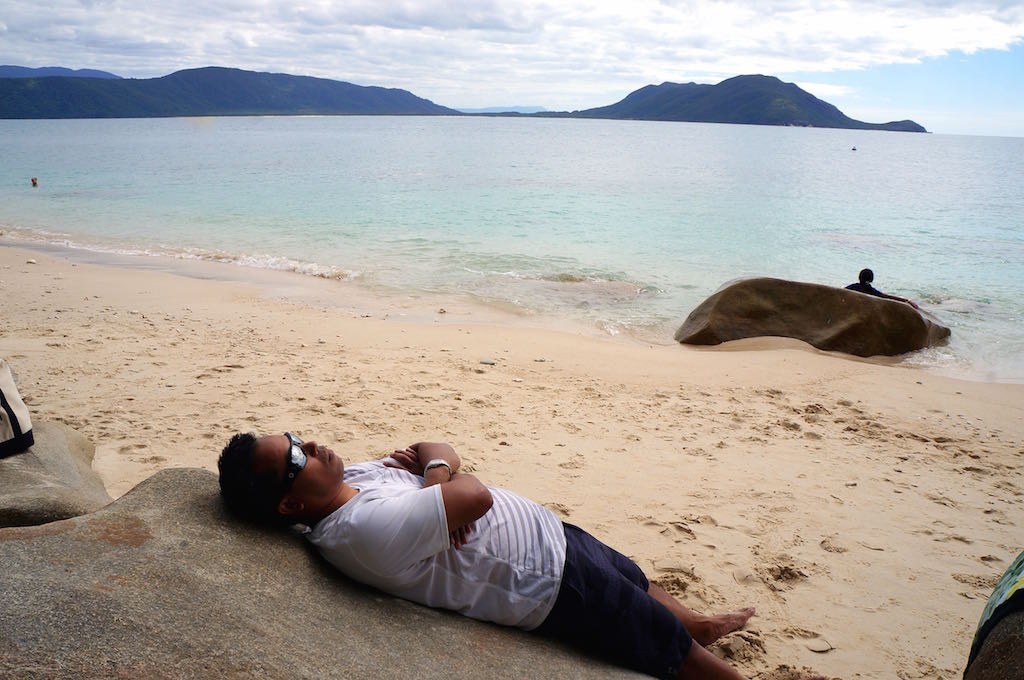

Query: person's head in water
left=859, top=268, right=874, bottom=285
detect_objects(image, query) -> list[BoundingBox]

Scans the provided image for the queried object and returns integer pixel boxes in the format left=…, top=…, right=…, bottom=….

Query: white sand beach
left=2, top=244, right=1022, bottom=679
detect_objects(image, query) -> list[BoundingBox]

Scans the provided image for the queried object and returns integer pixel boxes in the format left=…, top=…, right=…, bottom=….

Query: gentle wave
left=0, top=227, right=358, bottom=282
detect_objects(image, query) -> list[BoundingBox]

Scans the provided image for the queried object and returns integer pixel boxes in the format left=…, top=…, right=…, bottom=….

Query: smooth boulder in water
left=675, top=277, right=950, bottom=357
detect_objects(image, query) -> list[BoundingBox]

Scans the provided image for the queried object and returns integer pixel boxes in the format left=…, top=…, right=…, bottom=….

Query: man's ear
left=278, top=494, right=305, bottom=517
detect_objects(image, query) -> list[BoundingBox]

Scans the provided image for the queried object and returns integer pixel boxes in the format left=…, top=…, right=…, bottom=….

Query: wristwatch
left=424, top=459, right=453, bottom=478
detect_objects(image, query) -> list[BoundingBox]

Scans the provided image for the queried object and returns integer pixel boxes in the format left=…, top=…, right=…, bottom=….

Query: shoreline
left=2, top=242, right=1022, bottom=679
left=0, top=232, right=661, bottom=345
left=1, top=233, right=994, bottom=383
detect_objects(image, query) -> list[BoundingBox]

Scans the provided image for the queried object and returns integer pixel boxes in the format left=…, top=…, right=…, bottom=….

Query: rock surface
left=0, top=421, right=113, bottom=527
left=0, top=468, right=641, bottom=679
left=675, top=277, right=950, bottom=357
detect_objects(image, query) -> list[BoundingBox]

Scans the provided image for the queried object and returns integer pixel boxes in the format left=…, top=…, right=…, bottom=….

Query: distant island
left=0, top=66, right=925, bottom=131
left=0, top=67, right=457, bottom=118
left=0, top=65, right=122, bottom=79
left=567, top=75, right=926, bottom=132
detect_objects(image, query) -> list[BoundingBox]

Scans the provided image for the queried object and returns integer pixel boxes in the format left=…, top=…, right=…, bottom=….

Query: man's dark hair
left=218, top=432, right=288, bottom=525
left=859, top=268, right=874, bottom=284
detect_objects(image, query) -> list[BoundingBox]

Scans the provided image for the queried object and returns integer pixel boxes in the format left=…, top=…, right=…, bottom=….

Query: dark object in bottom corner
left=964, top=550, right=1024, bottom=680
left=1, top=359, right=34, bottom=458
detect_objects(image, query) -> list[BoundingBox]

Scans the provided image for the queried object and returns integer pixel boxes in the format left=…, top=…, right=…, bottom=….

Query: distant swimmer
left=846, top=268, right=919, bottom=309
left=851, top=146, right=857, bottom=151
left=30, top=177, right=38, bottom=187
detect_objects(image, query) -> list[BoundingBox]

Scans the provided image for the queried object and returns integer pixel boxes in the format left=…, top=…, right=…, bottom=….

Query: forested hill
left=571, top=75, right=926, bottom=132
left=0, top=65, right=122, bottom=79
left=1, top=67, right=924, bottom=131
left=0, top=67, right=457, bottom=118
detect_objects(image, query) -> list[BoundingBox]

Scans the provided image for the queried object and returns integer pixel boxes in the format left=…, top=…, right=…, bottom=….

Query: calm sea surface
left=1, top=116, right=1022, bottom=382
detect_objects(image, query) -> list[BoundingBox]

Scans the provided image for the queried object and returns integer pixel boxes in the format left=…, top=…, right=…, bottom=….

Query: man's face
left=252, top=434, right=345, bottom=518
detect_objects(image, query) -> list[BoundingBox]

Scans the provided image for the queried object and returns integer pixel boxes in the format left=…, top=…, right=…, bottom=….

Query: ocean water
left=1, top=116, right=1022, bottom=382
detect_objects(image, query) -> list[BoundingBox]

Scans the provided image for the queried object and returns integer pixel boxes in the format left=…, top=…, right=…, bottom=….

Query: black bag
left=1, top=358, right=34, bottom=457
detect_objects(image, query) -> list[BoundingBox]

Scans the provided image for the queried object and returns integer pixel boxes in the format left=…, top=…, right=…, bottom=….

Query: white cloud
left=0, top=0, right=1022, bottom=111
left=797, top=82, right=856, bottom=100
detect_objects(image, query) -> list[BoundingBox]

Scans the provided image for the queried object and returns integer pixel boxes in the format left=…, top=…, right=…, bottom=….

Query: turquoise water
left=1, top=116, right=1022, bottom=381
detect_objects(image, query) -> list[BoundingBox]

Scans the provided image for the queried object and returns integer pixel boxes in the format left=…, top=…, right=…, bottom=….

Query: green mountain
left=571, top=75, right=926, bottom=132
left=0, top=65, right=122, bottom=79
left=0, top=67, right=923, bottom=131
left=0, top=66, right=456, bottom=118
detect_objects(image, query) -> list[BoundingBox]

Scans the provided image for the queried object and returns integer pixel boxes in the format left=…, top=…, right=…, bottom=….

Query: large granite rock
left=0, top=421, right=113, bottom=528
left=966, top=611, right=1024, bottom=680
left=0, top=468, right=641, bottom=679
left=675, top=277, right=950, bottom=357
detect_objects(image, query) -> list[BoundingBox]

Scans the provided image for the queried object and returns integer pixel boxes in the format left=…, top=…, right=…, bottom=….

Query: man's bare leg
left=648, top=582, right=755, bottom=646
left=649, top=584, right=828, bottom=680
left=678, top=644, right=827, bottom=680
left=678, top=642, right=747, bottom=679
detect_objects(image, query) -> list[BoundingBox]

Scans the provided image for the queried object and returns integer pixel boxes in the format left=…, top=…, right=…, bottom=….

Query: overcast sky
left=2, top=1, right=1022, bottom=136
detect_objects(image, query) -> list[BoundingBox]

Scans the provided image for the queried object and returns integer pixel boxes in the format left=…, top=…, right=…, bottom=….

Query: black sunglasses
left=282, top=432, right=307, bottom=488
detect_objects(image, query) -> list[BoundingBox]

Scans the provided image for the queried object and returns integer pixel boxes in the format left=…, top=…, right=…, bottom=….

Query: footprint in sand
left=819, top=536, right=848, bottom=553
left=711, top=630, right=766, bottom=664
left=781, top=627, right=835, bottom=653
left=752, top=556, right=810, bottom=593
left=666, top=521, right=696, bottom=540
left=641, top=518, right=697, bottom=543
left=757, top=665, right=829, bottom=680
left=935, top=534, right=974, bottom=545
left=901, top=658, right=955, bottom=679
left=952, top=573, right=1000, bottom=590
left=651, top=572, right=693, bottom=598
left=767, top=563, right=808, bottom=584
left=557, top=453, right=585, bottom=470
left=732, top=568, right=760, bottom=586
left=651, top=564, right=713, bottom=605
left=926, top=492, right=958, bottom=508
left=544, top=502, right=573, bottom=518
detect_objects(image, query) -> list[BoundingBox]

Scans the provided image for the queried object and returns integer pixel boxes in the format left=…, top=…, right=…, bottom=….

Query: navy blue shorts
left=534, top=523, right=692, bottom=679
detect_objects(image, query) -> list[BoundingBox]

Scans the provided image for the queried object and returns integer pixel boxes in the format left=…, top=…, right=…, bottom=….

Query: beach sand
left=2, top=243, right=1022, bottom=679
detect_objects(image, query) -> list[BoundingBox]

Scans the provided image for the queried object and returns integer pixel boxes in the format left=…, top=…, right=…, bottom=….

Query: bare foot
left=692, top=606, right=756, bottom=646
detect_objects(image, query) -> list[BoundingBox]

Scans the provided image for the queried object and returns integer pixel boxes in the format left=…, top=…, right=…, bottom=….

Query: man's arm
left=387, top=442, right=493, bottom=533
left=882, top=292, right=920, bottom=309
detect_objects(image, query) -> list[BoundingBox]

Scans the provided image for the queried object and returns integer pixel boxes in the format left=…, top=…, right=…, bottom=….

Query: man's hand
left=385, top=442, right=461, bottom=476
left=450, top=522, right=475, bottom=549
left=385, top=447, right=424, bottom=475
left=385, top=442, right=491, bottom=544
left=411, top=442, right=461, bottom=473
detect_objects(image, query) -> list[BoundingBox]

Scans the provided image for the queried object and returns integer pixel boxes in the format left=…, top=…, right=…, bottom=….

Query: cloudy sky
left=2, top=0, right=1022, bottom=136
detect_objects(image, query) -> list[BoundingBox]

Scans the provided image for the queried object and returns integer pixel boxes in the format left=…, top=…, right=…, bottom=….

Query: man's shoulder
left=309, top=484, right=410, bottom=543
left=846, top=282, right=882, bottom=296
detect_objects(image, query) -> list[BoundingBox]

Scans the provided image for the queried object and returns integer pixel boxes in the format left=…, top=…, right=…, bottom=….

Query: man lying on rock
left=218, top=433, right=825, bottom=680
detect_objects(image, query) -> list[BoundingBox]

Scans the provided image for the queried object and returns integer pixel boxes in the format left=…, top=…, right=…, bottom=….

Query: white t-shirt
left=307, top=460, right=567, bottom=630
